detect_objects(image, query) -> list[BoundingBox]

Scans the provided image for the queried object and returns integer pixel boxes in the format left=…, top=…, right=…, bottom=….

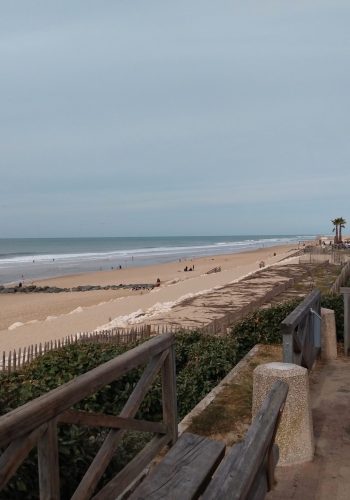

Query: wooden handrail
left=340, top=287, right=350, bottom=355
left=0, top=332, right=173, bottom=448
left=202, top=380, right=288, bottom=499
left=0, top=333, right=177, bottom=499
left=281, top=289, right=321, bottom=368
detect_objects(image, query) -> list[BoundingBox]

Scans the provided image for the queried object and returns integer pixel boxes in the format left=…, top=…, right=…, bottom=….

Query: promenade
left=267, top=354, right=350, bottom=500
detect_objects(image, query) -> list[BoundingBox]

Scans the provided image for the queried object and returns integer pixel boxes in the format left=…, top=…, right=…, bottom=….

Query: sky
left=1, top=0, right=349, bottom=237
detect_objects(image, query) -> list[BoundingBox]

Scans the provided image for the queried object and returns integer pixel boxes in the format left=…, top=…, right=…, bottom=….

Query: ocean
left=0, top=235, right=312, bottom=285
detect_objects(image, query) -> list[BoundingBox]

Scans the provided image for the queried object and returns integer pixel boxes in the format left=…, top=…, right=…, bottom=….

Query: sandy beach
left=0, top=244, right=301, bottom=353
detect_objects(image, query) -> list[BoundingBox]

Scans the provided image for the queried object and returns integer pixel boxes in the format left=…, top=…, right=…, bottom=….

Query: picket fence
left=1, top=325, right=161, bottom=374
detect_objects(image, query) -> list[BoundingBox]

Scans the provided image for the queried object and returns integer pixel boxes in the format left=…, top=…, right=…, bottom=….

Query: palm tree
left=332, top=218, right=339, bottom=244
left=338, top=217, right=346, bottom=243
left=331, top=217, right=347, bottom=244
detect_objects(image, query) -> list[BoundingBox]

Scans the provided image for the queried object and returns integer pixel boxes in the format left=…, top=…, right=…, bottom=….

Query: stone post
left=321, top=308, right=337, bottom=360
left=253, top=362, right=314, bottom=465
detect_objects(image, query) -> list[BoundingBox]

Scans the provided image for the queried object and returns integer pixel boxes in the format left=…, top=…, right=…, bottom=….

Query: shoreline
left=0, top=244, right=302, bottom=353
left=0, top=236, right=310, bottom=287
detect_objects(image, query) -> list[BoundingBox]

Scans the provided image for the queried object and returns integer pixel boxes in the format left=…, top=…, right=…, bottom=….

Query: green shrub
left=0, top=332, right=237, bottom=498
left=228, top=299, right=302, bottom=359
left=321, top=293, right=344, bottom=341
left=0, top=292, right=344, bottom=498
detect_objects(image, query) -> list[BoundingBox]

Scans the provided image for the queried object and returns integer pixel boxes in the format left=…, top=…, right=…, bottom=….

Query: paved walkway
left=267, top=355, right=350, bottom=500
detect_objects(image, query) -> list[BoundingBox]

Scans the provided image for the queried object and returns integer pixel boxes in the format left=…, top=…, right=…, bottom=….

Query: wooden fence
left=330, top=260, right=350, bottom=294
left=1, top=277, right=297, bottom=373
left=0, top=333, right=177, bottom=499
left=1, top=325, right=152, bottom=373
left=202, top=277, right=295, bottom=336
left=280, top=289, right=321, bottom=369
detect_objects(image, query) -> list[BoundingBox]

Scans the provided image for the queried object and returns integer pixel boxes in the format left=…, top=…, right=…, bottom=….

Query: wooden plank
left=161, top=344, right=178, bottom=445
left=281, top=289, right=321, bottom=332
left=129, top=433, right=225, bottom=500
left=71, top=349, right=170, bottom=500
left=94, top=433, right=171, bottom=500
left=247, top=445, right=279, bottom=500
left=0, top=333, right=174, bottom=448
left=202, top=380, right=288, bottom=500
left=58, top=410, right=166, bottom=434
left=38, top=419, right=60, bottom=499
left=340, top=288, right=350, bottom=355
left=0, top=424, right=48, bottom=490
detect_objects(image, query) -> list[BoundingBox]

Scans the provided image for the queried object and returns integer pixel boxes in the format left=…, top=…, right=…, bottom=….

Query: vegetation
left=0, top=333, right=237, bottom=499
left=321, top=293, right=344, bottom=342
left=228, top=299, right=302, bottom=358
left=332, top=217, right=347, bottom=243
left=0, top=291, right=345, bottom=498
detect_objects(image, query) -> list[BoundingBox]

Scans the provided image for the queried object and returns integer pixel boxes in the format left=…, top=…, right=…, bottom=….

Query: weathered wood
left=247, top=445, right=279, bottom=500
left=0, top=333, right=174, bottom=448
left=202, top=380, right=288, bottom=500
left=72, top=349, right=170, bottom=500
left=94, top=433, right=171, bottom=500
left=58, top=409, right=167, bottom=434
left=161, top=344, right=178, bottom=445
left=130, top=432, right=226, bottom=500
left=281, top=289, right=321, bottom=368
left=0, top=324, right=152, bottom=372
left=281, top=289, right=321, bottom=332
left=38, top=419, right=60, bottom=500
left=340, top=287, right=350, bottom=355
left=0, top=424, right=48, bottom=490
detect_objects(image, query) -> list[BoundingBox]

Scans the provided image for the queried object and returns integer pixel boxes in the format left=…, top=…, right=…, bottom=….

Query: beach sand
left=0, top=244, right=301, bottom=353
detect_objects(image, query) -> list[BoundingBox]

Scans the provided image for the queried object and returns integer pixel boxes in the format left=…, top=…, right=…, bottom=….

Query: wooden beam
left=58, top=410, right=166, bottom=434
left=281, top=289, right=321, bottom=331
left=161, top=344, right=178, bottom=445
left=202, top=380, right=288, bottom=500
left=94, top=433, right=171, bottom=500
left=0, top=333, right=174, bottom=448
left=128, top=433, right=226, bottom=500
left=38, top=419, right=60, bottom=500
left=71, top=349, right=169, bottom=500
left=0, top=424, right=47, bottom=490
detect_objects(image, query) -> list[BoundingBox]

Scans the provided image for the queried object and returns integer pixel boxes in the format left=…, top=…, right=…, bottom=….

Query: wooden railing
left=130, top=380, right=289, bottom=500
left=340, top=287, right=350, bottom=356
left=0, top=333, right=177, bottom=499
left=281, top=289, right=321, bottom=369
left=331, top=261, right=350, bottom=294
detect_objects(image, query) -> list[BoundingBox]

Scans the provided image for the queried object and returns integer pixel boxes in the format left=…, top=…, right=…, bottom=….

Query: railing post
left=162, top=344, right=178, bottom=445
left=310, top=308, right=322, bottom=350
left=38, top=418, right=60, bottom=499
left=281, top=290, right=321, bottom=368
left=282, top=328, right=294, bottom=363
left=340, top=288, right=350, bottom=356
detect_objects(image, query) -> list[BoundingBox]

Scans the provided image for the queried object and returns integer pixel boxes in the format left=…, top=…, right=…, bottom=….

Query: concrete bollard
left=253, top=362, right=314, bottom=465
left=321, top=308, right=337, bottom=360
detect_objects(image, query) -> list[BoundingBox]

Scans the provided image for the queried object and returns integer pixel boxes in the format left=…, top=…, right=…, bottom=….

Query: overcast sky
left=1, top=0, right=349, bottom=237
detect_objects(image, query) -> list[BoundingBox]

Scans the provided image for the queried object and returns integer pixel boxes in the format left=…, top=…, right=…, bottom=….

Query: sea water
left=0, top=235, right=312, bottom=285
